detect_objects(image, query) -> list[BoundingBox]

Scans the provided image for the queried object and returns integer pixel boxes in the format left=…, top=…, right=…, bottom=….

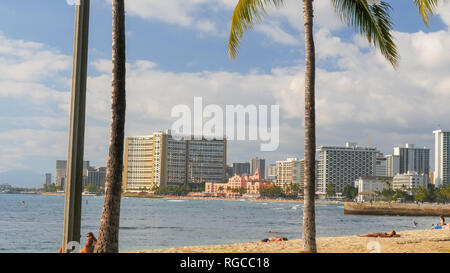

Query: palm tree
left=414, top=0, right=439, bottom=26
left=228, top=0, right=398, bottom=253
left=94, top=0, right=126, bottom=253
left=228, top=0, right=440, bottom=252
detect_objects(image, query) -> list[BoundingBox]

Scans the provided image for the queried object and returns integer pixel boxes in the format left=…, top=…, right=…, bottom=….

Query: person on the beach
left=80, top=232, right=97, bottom=253
left=261, top=236, right=288, bottom=242
left=440, top=216, right=446, bottom=226
left=430, top=224, right=443, bottom=230
left=357, top=230, right=400, bottom=238
left=57, top=232, right=97, bottom=253
left=413, top=221, right=418, bottom=228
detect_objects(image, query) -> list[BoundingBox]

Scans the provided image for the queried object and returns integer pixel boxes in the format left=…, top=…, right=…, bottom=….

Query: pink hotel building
left=205, top=169, right=270, bottom=197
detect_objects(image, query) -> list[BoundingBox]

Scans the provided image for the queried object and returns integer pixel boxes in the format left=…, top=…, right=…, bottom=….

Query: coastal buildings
left=250, top=157, right=265, bottom=179
left=226, top=165, right=234, bottom=179
left=375, top=153, right=387, bottom=177
left=123, top=130, right=226, bottom=191
left=433, top=130, right=450, bottom=186
left=276, top=158, right=302, bottom=187
left=317, top=142, right=378, bottom=195
left=204, top=169, right=268, bottom=197
left=84, top=167, right=107, bottom=189
left=232, top=162, right=250, bottom=176
left=386, top=154, right=400, bottom=177
left=393, top=144, right=430, bottom=181
left=0, top=184, right=11, bottom=190
left=266, top=164, right=277, bottom=181
left=392, top=172, right=427, bottom=195
left=354, top=176, right=391, bottom=202
left=55, top=160, right=90, bottom=190
left=45, top=173, right=52, bottom=186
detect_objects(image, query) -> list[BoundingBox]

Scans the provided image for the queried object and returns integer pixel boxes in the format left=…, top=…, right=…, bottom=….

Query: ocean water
left=0, top=194, right=438, bottom=253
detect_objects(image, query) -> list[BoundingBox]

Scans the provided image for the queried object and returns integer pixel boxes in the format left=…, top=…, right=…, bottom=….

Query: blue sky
left=1, top=0, right=450, bottom=186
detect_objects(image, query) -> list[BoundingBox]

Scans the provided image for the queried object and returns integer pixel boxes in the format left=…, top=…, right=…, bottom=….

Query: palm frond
left=331, top=0, right=398, bottom=68
left=413, top=0, right=439, bottom=26
left=228, top=0, right=285, bottom=59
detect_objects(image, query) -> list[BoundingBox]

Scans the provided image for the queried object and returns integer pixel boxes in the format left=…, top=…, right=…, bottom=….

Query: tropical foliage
left=326, top=183, right=336, bottom=197
left=259, top=183, right=301, bottom=199
left=153, top=184, right=205, bottom=196
left=342, top=185, right=358, bottom=199
left=227, top=0, right=405, bottom=252
left=415, top=185, right=450, bottom=203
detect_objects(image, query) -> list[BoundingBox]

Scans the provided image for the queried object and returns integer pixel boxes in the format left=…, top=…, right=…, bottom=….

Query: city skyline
left=1, top=1, right=450, bottom=187
left=1, top=129, right=445, bottom=188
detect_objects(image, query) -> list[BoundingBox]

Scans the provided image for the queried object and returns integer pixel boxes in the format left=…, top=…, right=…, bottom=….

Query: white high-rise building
left=433, top=130, right=450, bottom=186
left=317, top=142, right=378, bottom=194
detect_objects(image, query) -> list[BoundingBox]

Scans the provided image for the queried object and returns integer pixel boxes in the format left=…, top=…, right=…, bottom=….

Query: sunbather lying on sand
left=357, top=230, right=400, bottom=238
left=260, top=236, right=288, bottom=242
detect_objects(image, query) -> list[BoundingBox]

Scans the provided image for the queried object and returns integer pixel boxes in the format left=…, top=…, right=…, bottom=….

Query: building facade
left=232, top=162, right=250, bottom=176
left=354, top=176, right=391, bottom=202
left=266, top=164, right=277, bottom=181
left=84, top=167, right=107, bottom=189
left=434, top=130, right=450, bottom=186
left=386, top=154, right=400, bottom=177
left=392, top=172, right=427, bottom=195
left=250, top=157, right=265, bottom=179
left=375, top=153, right=387, bottom=177
left=45, top=173, right=52, bottom=186
left=276, top=158, right=302, bottom=186
left=393, top=143, right=430, bottom=181
left=123, top=130, right=227, bottom=191
left=205, top=169, right=267, bottom=197
left=317, top=142, right=378, bottom=195
left=55, top=160, right=90, bottom=190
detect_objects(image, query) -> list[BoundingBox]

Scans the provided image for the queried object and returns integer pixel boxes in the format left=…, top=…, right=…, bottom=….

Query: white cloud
left=437, top=2, right=450, bottom=26
left=255, top=22, right=301, bottom=46
left=103, top=0, right=222, bottom=33
left=0, top=35, right=71, bottom=82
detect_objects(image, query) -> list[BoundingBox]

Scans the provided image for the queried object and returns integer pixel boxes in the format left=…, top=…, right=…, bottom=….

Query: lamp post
left=62, top=0, right=90, bottom=253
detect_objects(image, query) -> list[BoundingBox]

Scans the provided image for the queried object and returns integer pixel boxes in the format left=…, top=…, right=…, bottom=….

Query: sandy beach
left=129, top=229, right=450, bottom=253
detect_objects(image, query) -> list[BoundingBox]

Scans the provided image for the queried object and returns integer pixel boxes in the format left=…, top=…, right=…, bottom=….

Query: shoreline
left=128, top=229, right=450, bottom=253
left=158, top=195, right=346, bottom=205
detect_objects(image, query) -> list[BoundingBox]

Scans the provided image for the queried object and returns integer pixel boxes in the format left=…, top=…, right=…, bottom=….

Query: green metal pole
left=62, top=0, right=90, bottom=253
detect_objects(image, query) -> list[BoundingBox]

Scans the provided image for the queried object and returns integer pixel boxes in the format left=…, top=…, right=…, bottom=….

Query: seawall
left=344, top=202, right=450, bottom=216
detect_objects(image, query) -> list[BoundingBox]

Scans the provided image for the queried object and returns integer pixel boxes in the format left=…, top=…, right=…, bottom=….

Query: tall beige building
left=276, top=158, right=302, bottom=186
left=276, top=158, right=318, bottom=196
left=123, top=130, right=226, bottom=191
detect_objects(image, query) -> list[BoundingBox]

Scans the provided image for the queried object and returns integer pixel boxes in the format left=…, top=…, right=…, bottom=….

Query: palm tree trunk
left=302, top=0, right=317, bottom=253
left=94, top=0, right=126, bottom=253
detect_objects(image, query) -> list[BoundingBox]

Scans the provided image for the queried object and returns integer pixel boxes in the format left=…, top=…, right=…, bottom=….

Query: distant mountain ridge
left=0, top=170, right=44, bottom=188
